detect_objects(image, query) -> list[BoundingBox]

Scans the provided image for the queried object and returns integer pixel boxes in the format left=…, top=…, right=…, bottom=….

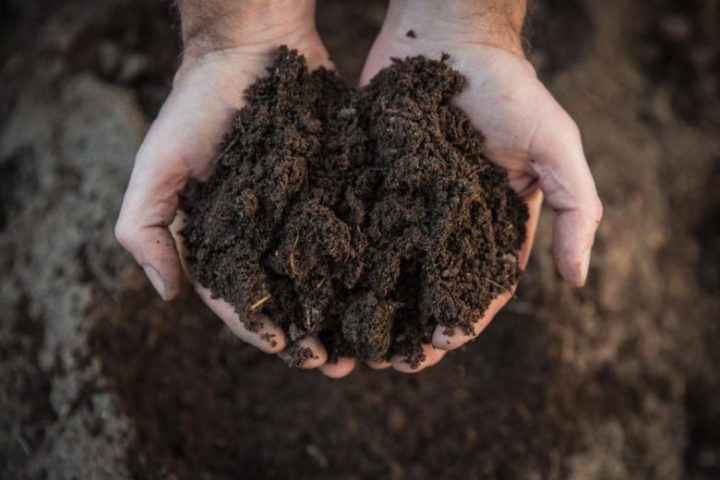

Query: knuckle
left=592, top=196, right=604, bottom=224
left=114, top=219, right=136, bottom=250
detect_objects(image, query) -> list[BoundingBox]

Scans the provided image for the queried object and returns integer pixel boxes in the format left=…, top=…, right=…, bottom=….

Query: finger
left=433, top=291, right=512, bottom=350
left=115, top=67, right=246, bottom=300
left=423, top=347, right=447, bottom=368
left=115, top=146, right=187, bottom=300
left=366, top=359, right=392, bottom=370
left=114, top=104, right=202, bottom=299
left=530, top=106, right=603, bottom=286
left=391, top=345, right=447, bottom=374
left=194, top=285, right=286, bottom=353
left=279, top=336, right=328, bottom=369
left=319, top=357, right=357, bottom=378
left=432, top=189, right=542, bottom=350
left=170, top=213, right=287, bottom=353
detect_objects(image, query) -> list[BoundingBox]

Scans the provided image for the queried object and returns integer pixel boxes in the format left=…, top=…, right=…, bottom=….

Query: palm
left=156, top=35, right=333, bottom=183
left=362, top=36, right=571, bottom=195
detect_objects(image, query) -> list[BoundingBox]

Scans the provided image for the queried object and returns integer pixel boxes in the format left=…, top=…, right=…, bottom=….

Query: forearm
left=177, top=0, right=317, bottom=56
left=384, top=0, right=527, bottom=55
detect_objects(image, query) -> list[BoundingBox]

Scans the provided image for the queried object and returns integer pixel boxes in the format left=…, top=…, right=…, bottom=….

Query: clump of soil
left=180, top=46, right=528, bottom=367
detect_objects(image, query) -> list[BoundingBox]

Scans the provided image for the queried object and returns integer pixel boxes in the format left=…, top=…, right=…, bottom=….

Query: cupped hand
left=350, top=2, right=603, bottom=374
left=115, top=5, right=352, bottom=375
left=116, top=0, right=602, bottom=379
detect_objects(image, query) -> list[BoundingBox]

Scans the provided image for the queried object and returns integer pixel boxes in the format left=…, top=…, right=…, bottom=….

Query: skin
left=115, top=0, right=602, bottom=378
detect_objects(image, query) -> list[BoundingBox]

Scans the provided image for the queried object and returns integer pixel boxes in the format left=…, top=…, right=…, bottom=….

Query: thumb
left=115, top=76, right=238, bottom=299
left=115, top=129, right=189, bottom=300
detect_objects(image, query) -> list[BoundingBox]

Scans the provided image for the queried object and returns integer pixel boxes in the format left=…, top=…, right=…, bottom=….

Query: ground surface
left=1, top=0, right=719, bottom=479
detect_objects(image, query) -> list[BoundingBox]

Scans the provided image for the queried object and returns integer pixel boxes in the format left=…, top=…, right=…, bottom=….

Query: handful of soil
left=181, top=47, right=528, bottom=367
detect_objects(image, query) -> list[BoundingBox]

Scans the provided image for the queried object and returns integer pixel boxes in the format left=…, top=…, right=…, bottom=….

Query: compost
left=181, top=46, right=528, bottom=366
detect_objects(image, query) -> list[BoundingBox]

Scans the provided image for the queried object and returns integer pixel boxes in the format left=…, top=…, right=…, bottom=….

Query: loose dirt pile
left=181, top=47, right=528, bottom=366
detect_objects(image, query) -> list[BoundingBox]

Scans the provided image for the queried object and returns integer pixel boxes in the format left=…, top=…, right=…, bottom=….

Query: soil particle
left=283, top=345, right=316, bottom=368
left=180, top=46, right=528, bottom=367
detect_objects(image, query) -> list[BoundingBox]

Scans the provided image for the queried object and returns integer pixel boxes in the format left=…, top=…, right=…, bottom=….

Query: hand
left=351, top=0, right=603, bottom=374
left=115, top=0, right=353, bottom=376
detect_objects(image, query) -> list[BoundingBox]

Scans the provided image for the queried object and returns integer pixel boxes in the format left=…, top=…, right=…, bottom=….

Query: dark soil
left=180, top=47, right=527, bottom=366
left=523, top=0, right=595, bottom=76
left=637, top=0, right=720, bottom=128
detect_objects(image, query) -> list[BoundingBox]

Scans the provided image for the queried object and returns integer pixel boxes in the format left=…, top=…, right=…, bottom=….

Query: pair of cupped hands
left=115, top=0, right=602, bottom=378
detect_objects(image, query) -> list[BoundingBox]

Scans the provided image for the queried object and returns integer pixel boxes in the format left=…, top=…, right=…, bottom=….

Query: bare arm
left=384, top=0, right=527, bottom=54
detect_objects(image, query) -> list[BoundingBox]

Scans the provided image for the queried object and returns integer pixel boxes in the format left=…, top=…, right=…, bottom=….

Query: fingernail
left=578, top=249, right=591, bottom=286
left=143, top=265, right=168, bottom=300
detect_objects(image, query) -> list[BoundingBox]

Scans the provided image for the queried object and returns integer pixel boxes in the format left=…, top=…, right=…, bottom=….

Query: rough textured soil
left=181, top=47, right=527, bottom=366
left=1, top=0, right=720, bottom=479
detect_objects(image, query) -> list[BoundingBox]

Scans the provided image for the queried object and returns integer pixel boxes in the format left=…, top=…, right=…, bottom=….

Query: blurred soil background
left=0, top=0, right=719, bottom=478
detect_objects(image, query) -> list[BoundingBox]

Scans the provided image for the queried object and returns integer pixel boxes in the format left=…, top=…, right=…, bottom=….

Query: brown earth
left=1, top=0, right=719, bottom=479
left=181, top=47, right=527, bottom=366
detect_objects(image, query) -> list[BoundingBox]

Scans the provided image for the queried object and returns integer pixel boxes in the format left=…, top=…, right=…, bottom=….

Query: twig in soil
left=304, top=307, right=320, bottom=329
left=484, top=277, right=505, bottom=290
left=249, top=294, right=272, bottom=312
left=483, top=277, right=521, bottom=302
left=471, top=164, right=491, bottom=174
left=208, top=213, right=232, bottom=223
left=381, top=108, right=421, bottom=120
left=289, top=234, right=300, bottom=274
left=463, top=237, right=473, bottom=253
left=14, top=431, right=31, bottom=457
left=219, top=135, right=240, bottom=157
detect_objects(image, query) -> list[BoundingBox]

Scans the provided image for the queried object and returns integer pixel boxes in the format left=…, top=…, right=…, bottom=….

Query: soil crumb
left=181, top=46, right=528, bottom=367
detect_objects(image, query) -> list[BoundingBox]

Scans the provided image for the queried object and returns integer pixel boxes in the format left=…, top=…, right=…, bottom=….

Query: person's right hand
left=355, top=0, right=603, bottom=374
left=115, top=0, right=354, bottom=377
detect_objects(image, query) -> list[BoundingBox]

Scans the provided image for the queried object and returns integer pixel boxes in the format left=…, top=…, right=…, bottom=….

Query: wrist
left=383, top=0, right=526, bottom=56
left=178, top=0, right=318, bottom=59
